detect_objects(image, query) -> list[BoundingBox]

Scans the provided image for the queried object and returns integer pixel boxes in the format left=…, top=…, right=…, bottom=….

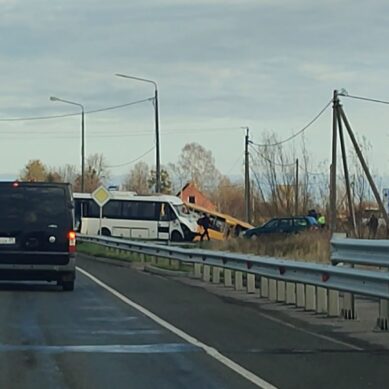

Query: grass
left=77, top=242, right=134, bottom=262
left=199, top=231, right=331, bottom=263
left=77, top=241, right=193, bottom=272
left=78, top=232, right=332, bottom=268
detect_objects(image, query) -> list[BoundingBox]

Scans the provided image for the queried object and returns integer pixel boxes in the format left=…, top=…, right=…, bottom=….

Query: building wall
left=178, top=183, right=217, bottom=211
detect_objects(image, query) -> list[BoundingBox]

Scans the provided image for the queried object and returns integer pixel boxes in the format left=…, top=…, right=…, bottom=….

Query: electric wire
left=0, top=97, right=154, bottom=122
left=107, top=146, right=155, bottom=168
left=341, top=93, right=389, bottom=106
left=250, top=99, right=332, bottom=147
left=249, top=144, right=296, bottom=168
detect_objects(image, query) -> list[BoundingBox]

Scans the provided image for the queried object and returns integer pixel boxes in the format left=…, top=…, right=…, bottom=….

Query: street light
left=50, top=96, right=85, bottom=192
left=115, top=73, right=161, bottom=193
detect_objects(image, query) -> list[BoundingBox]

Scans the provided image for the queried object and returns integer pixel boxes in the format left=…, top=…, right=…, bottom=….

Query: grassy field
left=200, top=231, right=331, bottom=263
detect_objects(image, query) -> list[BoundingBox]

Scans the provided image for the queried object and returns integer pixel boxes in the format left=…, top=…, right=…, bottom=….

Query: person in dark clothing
left=308, top=209, right=318, bottom=220
left=367, top=214, right=379, bottom=239
left=197, top=213, right=211, bottom=241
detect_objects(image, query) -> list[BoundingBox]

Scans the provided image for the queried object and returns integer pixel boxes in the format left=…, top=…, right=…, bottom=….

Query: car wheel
left=101, top=228, right=111, bottom=236
left=171, top=231, right=183, bottom=242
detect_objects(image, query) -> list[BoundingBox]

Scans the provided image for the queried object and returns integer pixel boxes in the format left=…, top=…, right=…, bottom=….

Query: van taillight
left=68, top=231, right=76, bottom=253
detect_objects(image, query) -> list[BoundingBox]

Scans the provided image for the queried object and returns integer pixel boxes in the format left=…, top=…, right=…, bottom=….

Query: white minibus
left=74, top=191, right=197, bottom=242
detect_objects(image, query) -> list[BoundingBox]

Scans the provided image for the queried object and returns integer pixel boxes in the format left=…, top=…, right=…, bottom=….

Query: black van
left=0, top=181, right=76, bottom=291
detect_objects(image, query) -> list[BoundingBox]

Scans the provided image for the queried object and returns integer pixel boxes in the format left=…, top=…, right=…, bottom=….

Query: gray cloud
left=0, top=0, right=388, bottom=177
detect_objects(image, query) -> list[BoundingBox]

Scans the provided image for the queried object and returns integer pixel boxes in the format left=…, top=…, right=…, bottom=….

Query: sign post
left=91, top=186, right=111, bottom=235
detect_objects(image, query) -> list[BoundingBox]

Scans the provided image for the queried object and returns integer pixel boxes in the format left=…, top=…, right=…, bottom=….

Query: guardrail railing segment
left=78, top=234, right=389, bottom=330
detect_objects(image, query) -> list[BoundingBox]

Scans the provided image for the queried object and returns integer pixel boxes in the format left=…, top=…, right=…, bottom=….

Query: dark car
left=243, top=216, right=318, bottom=239
left=0, top=181, right=76, bottom=290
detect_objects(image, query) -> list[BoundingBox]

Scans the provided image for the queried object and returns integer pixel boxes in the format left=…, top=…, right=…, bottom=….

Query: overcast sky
left=0, top=0, right=388, bottom=182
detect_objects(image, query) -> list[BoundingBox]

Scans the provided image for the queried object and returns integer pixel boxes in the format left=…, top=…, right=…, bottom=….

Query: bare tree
left=73, top=153, right=110, bottom=192
left=169, top=143, right=221, bottom=193
left=250, top=132, right=316, bottom=218
left=123, top=161, right=150, bottom=194
left=57, top=164, right=78, bottom=185
left=148, top=168, right=172, bottom=194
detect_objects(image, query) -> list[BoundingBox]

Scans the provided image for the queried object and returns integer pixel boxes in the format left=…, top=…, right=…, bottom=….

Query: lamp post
left=50, top=96, right=85, bottom=192
left=115, top=73, right=161, bottom=193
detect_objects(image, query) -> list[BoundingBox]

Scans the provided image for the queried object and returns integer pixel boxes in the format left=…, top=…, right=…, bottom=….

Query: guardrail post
left=234, top=271, right=244, bottom=291
left=269, top=279, right=277, bottom=301
left=169, top=259, right=180, bottom=270
left=151, top=255, right=157, bottom=265
left=296, top=284, right=306, bottom=308
left=277, top=281, right=286, bottom=302
left=212, top=267, right=221, bottom=284
left=224, top=269, right=233, bottom=287
left=286, top=282, right=296, bottom=304
left=139, top=253, right=145, bottom=263
left=328, top=290, right=340, bottom=317
left=194, top=263, right=202, bottom=279
left=316, top=287, right=328, bottom=314
left=377, top=300, right=389, bottom=330
left=341, top=293, right=357, bottom=319
left=246, top=273, right=256, bottom=294
left=305, top=285, right=316, bottom=311
left=260, top=277, right=268, bottom=298
left=203, top=265, right=211, bottom=282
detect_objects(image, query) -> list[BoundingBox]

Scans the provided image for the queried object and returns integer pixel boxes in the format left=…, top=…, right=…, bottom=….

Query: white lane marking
left=77, top=266, right=278, bottom=389
left=256, top=310, right=363, bottom=351
left=0, top=343, right=198, bottom=354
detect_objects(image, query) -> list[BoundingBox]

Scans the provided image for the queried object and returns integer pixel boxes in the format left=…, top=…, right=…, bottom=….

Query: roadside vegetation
left=202, top=232, right=331, bottom=264
left=77, top=241, right=192, bottom=272
left=77, top=242, right=134, bottom=262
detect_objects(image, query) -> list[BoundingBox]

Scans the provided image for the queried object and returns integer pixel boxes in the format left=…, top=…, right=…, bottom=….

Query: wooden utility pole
left=329, top=90, right=339, bottom=235
left=295, top=158, right=299, bottom=215
left=338, top=105, right=389, bottom=234
left=244, top=127, right=251, bottom=223
left=336, top=105, right=358, bottom=237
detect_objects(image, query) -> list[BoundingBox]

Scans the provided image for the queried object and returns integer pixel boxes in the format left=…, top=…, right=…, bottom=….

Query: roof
left=185, top=202, right=253, bottom=229
left=73, top=191, right=185, bottom=205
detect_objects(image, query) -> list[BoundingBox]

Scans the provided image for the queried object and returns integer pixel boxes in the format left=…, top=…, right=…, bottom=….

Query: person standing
left=367, top=214, right=379, bottom=239
left=197, top=213, right=211, bottom=241
left=318, top=213, right=326, bottom=229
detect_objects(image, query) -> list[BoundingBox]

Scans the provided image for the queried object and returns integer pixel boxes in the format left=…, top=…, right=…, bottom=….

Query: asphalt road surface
left=1, top=254, right=389, bottom=389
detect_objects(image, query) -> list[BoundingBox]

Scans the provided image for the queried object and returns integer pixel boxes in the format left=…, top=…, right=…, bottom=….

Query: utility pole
left=339, top=105, right=389, bottom=234
left=244, top=127, right=251, bottom=223
left=295, top=158, right=299, bottom=215
left=336, top=105, right=357, bottom=237
left=329, top=90, right=339, bottom=235
left=154, top=87, right=161, bottom=193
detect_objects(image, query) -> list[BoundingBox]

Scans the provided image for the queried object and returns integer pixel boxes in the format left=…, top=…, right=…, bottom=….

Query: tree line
left=18, top=135, right=376, bottom=228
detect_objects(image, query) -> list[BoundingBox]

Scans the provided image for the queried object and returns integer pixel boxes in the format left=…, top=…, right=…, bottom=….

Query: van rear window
left=0, top=186, right=68, bottom=226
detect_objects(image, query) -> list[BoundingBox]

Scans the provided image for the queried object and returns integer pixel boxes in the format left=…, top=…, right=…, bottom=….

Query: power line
left=0, top=97, right=153, bottom=122
left=0, top=127, right=245, bottom=139
left=249, top=144, right=296, bottom=168
left=107, top=146, right=155, bottom=168
left=250, top=99, right=332, bottom=147
left=340, top=93, right=389, bottom=105
left=226, top=152, right=244, bottom=175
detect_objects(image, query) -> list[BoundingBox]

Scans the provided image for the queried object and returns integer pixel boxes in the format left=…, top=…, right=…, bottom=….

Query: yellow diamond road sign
left=92, top=185, right=111, bottom=207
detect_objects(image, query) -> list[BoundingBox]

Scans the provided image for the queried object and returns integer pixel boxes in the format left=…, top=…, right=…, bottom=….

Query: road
left=1, top=254, right=389, bottom=388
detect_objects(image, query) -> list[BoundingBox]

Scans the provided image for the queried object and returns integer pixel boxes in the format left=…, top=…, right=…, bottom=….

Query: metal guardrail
left=331, top=237, right=389, bottom=267
left=79, top=234, right=389, bottom=300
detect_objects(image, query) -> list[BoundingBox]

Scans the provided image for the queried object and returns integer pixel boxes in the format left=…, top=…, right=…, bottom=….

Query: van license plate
left=0, top=237, right=15, bottom=244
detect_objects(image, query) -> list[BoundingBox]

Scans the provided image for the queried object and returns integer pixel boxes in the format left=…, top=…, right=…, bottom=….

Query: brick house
left=176, top=182, right=216, bottom=211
